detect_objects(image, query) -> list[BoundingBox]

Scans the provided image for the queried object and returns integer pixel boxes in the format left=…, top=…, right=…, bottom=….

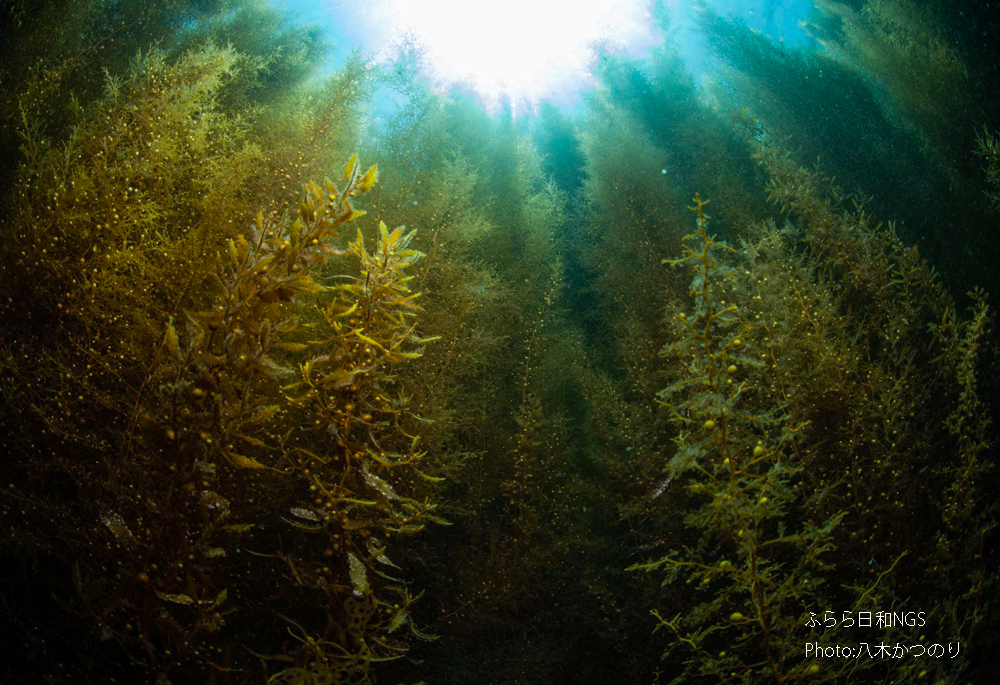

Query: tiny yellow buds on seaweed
left=727, top=364, right=737, bottom=374
left=806, top=664, right=820, bottom=676
left=703, top=419, right=715, bottom=430
left=730, top=612, right=744, bottom=622
left=732, top=338, right=742, bottom=346
left=758, top=496, right=769, bottom=505
left=678, top=312, right=687, bottom=321
left=753, top=444, right=765, bottom=457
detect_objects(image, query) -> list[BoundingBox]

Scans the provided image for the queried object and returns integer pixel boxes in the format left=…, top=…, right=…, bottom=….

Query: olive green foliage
left=532, top=101, right=586, bottom=197
left=808, top=0, right=969, bottom=181
left=699, top=7, right=927, bottom=222
left=701, top=2, right=1000, bottom=296
left=773, top=178, right=994, bottom=683
left=590, top=43, right=763, bottom=231
left=975, top=125, right=1000, bottom=210
left=571, top=96, right=684, bottom=613
left=631, top=195, right=860, bottom=684
left=576, top=72, right=688, bottom=401
left=568, top=41, right=769, bottom=609
left=128, top=155, right=442, bottom=682
left=0, top=33, right=371, bottom=459
left=172, top=0, right=329, bottom=110
left=574, top=32, right=768, bottom=400
left=2, top=90, right=438, bottom=683
left=366, top=53, right=564, bottom=473
left=0, top=8, right=438, bottom=679
left=727, top=134, right=993, bottom=682
left=0, top=1, right=298, bottom=187
left=645, top=189, right=935, bottom=684
left=357, top=50, right=645, bottom=682
left=628, top=130, right=997, bottom=682
left=2, top=3, right=999, bottom=684
left=1, top=42, right=266, bottom=477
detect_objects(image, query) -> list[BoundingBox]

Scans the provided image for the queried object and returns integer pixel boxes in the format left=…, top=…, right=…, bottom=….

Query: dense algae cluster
left=0, top=1, right=998, bottom=684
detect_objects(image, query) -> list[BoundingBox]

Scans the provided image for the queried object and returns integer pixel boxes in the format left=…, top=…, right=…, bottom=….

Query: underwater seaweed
left=631, top=195, right=867, bottom=684
left=975, top=125, right=1000, bottom=210
left=734, top=131, right=997, bottom=683
left=1, top=4, right=998, bottom=683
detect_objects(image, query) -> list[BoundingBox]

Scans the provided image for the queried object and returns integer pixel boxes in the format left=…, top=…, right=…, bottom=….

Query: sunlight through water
left=325, top=0, right=658, bottom=104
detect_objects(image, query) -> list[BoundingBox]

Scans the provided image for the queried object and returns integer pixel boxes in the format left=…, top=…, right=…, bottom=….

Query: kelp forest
left=1, top=1, right=999, bottom=683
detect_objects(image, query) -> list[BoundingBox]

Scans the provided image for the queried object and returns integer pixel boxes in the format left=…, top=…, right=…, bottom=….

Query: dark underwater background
left=1, top=1, right=999, bottom=683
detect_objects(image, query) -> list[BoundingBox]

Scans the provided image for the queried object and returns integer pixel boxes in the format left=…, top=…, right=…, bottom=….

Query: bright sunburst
left=328, top=0, right=657, bottom=102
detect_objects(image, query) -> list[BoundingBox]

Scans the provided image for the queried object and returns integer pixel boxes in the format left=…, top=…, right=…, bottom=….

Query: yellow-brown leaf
left=344, top=153, right=359, bottom=183
left=165, top=318, right=179, bottom=357
left=228, top=453, right=266, bottom=469
left=358, top=163, right=379, bottom=192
